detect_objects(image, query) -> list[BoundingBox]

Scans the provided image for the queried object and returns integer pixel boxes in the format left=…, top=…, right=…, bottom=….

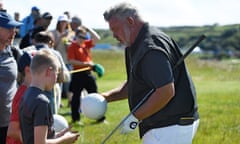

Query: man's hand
left=120, top=114, right=139, bottom=134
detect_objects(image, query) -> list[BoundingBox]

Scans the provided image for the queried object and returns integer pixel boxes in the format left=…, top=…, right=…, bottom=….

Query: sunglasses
left=76, top=34, right=87, bottom=40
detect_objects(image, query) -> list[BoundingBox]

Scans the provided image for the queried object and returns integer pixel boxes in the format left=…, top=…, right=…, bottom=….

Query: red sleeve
left=10, top=85, right=28, bottom=121
left=84, top=40, right=94, bottom=49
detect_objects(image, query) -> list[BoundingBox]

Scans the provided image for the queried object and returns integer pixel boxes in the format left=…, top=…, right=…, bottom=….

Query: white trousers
left=142, top=119, right=200, bottom=144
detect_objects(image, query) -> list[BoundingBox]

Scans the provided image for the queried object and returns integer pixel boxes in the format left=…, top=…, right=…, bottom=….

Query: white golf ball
left=81, top=93, right=107, bottom=120
left=53, top=114, right=69, bottom=133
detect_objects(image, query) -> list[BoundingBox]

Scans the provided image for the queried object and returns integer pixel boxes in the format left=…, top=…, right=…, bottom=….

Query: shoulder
left=143, top=50, right=168, bottom=64
left=37, top=93, right=50, bottom=104
left=68, top=42, right=78, bottom=49
left=10, top=46, right=23, bottom=61
left=50, top=49, right=61, bottom=56
left=22, top=45, right=36, bottom=51
left=22, top=46, right=38, bottom=54
left=84, top=40, right=94, bottom=48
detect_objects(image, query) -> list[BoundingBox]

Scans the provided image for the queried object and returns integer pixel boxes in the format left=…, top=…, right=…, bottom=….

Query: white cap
left=57, top=14, right=68, bottom=22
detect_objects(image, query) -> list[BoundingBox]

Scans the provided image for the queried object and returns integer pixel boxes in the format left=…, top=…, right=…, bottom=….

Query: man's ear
left=126, top=17, right=135, bottom=25
left=45, top=67, right=51, bottom=77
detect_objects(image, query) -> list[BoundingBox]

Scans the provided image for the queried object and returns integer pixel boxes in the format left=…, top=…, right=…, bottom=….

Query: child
left=23, top=31, right=71, bottom=114
left=19, top=49, right=79, bottom=144
left=67, top=26, right=105, bottom=124
left=7, top=52, right=34, bottom=144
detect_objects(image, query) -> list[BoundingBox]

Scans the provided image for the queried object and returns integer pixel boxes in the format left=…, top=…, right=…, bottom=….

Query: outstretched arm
left=82, top=25, right=101, bottom=44
left=101, top=81, right=128, bottom=102
left=34, top=126, right=79, bottom=144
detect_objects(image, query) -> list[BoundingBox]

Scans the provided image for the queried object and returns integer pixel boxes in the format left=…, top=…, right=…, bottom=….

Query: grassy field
left=58, top=50, right=240, bottom=144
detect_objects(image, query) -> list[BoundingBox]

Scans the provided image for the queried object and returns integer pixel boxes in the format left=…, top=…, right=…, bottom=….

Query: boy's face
left=45, top=66, right=59, bottom=91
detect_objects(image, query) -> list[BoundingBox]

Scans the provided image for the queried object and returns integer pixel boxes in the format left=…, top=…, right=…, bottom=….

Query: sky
left=3, top=0, right=240, bottom=30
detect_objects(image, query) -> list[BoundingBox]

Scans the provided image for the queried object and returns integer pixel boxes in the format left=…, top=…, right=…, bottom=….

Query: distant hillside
left=96, top=24, right=240, bottom=54
left=161, top=24, right=240, bottom=52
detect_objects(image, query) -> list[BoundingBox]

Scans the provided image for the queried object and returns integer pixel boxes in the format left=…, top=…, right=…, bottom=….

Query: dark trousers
left=0, top=126, right=8, bottom=144
left=70, top=71, right=97, bottom=121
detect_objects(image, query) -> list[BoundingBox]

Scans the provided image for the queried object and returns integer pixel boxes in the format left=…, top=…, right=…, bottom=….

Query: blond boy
left=19, top=49, right=79, bottom=144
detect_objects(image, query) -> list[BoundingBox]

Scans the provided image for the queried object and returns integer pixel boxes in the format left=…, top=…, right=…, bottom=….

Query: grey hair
left=103, top=2, right=142, bottom=21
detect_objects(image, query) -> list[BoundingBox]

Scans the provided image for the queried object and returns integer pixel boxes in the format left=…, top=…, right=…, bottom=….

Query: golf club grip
left=173, top=34, right=206, bottom=70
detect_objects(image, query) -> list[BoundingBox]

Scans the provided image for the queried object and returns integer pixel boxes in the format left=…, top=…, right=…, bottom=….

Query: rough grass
left=58, top=50, right=240, bottom=144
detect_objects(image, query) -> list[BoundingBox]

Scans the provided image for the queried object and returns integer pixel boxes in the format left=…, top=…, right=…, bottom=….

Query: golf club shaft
left=101, top=35, right=206, bottom=144
left=69, top=67, right=91, bottom=74
left=173, top=34, right=206, bottom=70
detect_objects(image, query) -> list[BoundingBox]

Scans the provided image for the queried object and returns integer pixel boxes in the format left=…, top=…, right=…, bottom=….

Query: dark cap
left=42, top=12, right=52, bottom=20
left=31, top=6, right=39, bottom=11
left=75, top=27, right=87, bottom=39
left=71, top=16, right=82, bottom=25
left=0, top=11, right=22, bottom=28
left=18, top=52, right=34, bottom=73
left=34, top=31, right=52, bottom=43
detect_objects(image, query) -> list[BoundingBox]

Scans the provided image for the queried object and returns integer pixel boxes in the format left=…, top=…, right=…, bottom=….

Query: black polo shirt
left=125, top=23, right=199, bottom=138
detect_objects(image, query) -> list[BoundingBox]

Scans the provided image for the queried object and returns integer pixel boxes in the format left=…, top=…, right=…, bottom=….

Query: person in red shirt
left=67, top=26, right=103, bottom=124
left=6, top=52, right=34, bottom=144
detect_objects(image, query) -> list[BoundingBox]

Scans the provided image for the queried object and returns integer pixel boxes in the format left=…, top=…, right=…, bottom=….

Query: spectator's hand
left=120, top=114, right=139, bottom=134
left=55, top=126, right=72, bottom=138
left=93, top=64, right=105, bottom=78
left=62, top=131, right=80, bottom=144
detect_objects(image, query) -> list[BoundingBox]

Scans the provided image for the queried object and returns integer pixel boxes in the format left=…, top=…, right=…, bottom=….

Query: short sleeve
left=33, top=98, right=51, bottom=127
left=141, top=50, right=174, bottom=88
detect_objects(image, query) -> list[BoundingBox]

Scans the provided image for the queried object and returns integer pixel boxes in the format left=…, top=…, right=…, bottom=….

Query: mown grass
left=58, top=50, right=240, bottom=144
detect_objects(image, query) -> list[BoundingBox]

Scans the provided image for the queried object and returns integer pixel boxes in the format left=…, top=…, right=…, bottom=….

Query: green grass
left=58, top=50, right=240, bottom=144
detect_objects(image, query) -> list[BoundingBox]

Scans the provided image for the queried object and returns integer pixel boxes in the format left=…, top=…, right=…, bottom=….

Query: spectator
left=22, top=31, right=70, bottom=114
left=50, top=14, right=73, bottom=107
left=60, top=15, right=82, bottom=100
left=67, top=26, right=104, bottom=124
left=14, top=12, right=21, bottom=38
left=19, top=49, right=79, bottom=144
left=41, top=12, right=53, bottom=29
left=0, top=11, right=22, bottom=144
left=19, top=12, right=53, bottom=49
left=50, top=14, right=72, bottom=64
left=7, top=52, right=34, bottom=144
left=70, top=16, right=82, bottom=32
left=19, top=6, right=40, bottom=38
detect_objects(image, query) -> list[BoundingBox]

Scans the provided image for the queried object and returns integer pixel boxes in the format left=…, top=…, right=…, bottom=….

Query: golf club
left=69, top=67, right=91, bottom=74
left=101, top=34, right=206, bottom=144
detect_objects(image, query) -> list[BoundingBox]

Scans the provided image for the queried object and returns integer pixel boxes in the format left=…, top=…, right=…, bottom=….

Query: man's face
left=42, top=18, right=52, bottom=29
left=109, top=17, right=130, bottom=47
left=0, top=27, right=16, bottom=48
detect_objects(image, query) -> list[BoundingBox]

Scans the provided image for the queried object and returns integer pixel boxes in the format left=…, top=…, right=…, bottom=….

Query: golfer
left=102, top=2, right=199, bottom=144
